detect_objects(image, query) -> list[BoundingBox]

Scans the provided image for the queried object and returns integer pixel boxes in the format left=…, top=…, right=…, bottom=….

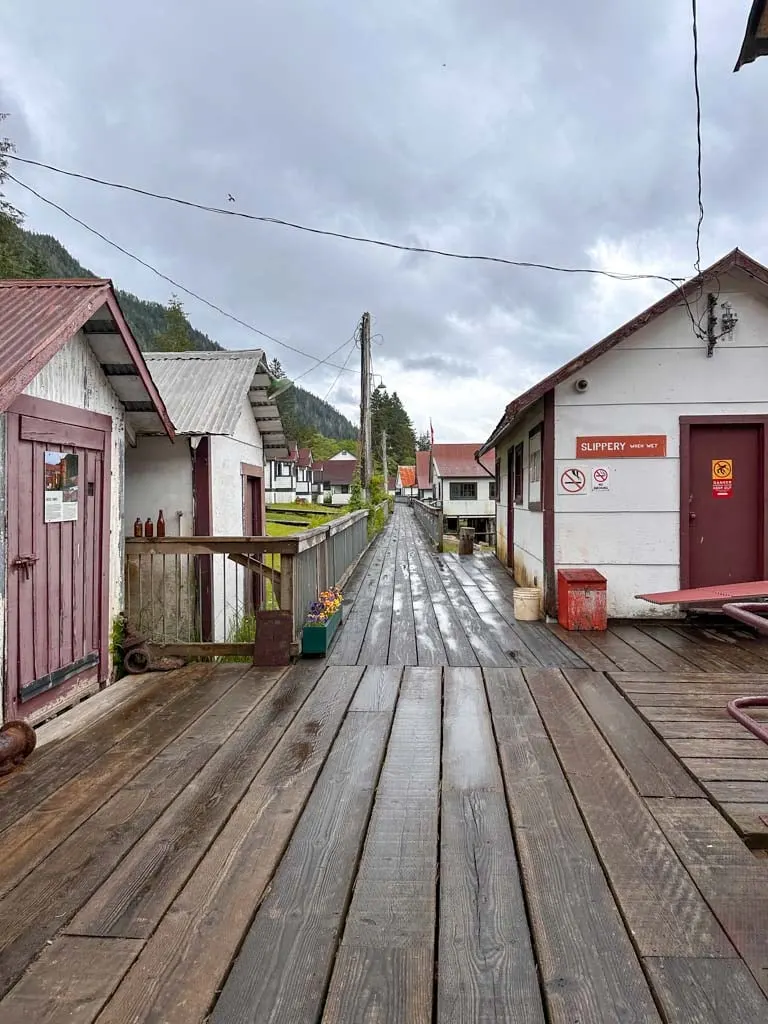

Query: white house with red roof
left=479, top=248, right=768, bottom=619
left=0, top=279, right=173, bottom=726
left=312, top=453, right=357, bottom=505
left=395, top=464, right=417, bottom=498
left=430, top=443, right=496, bottom=540
left=294, top=446, right=314, bottom=501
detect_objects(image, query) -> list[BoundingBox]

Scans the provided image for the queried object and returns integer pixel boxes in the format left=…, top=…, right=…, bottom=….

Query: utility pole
left=359, top=311, right=372, bottom=495
left=381, top=428, right=388, bottom=490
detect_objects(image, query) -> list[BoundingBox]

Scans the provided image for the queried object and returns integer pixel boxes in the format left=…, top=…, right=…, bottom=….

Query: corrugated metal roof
left=0, top=279, right=174, bottom=436
left=432, top=444, right=495, bottom=479
left=398, top=465, right=417, bottom=488
left=0, top=279, right=112, bottom=411
left=416, top=450, right=431, bottom=490
left=145, top=349, right=266, bottom=436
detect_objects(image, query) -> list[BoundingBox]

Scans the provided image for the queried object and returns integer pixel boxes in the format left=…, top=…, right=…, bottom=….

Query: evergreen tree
left=371, top=384, right=416, bottom=472
left=155, top=295, right=194, bottom=351
left=268, top=357, right=285, bottom=378
left=415, top=431, right=431, bottom=451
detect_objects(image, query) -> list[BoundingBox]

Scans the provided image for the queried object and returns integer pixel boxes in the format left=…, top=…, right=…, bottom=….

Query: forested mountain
left=22, top=232, right=222, bottom=352
left=0, top=221, right=358, bottom=438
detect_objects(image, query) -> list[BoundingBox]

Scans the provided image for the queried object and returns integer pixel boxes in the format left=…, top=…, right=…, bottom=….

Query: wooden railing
left=124, top=504, right=386, bottom=661
left=412, top=498, right=443, bottom=552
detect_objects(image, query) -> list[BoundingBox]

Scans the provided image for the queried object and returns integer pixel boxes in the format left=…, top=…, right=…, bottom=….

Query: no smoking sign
left=558, top=467, right=587, bottom=494
left=592, top=466, right=610, bottom=491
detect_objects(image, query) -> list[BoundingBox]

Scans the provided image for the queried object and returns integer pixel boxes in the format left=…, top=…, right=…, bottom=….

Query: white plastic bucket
left=513, top=587, right=542, bottom=621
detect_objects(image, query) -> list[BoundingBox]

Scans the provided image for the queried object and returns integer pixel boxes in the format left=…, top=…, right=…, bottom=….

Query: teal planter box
left=301, top=607, right=343, bottom=656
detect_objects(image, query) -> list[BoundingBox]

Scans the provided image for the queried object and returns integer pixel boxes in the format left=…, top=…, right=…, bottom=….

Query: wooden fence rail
left=412, top=498, right=443, bottom=552
left=124, top=503, right=389, bottom=662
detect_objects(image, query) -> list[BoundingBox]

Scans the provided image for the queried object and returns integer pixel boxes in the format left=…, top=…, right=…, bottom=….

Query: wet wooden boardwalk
left=1, top=505, right=767, bottom=1023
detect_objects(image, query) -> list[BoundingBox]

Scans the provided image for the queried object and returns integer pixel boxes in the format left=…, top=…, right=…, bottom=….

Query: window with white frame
left=450, top=482, right=477, bottom=500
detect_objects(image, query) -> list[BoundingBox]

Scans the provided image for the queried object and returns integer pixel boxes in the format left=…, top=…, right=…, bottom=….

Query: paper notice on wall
left=591, top=467, right=610, bottom=490
left=44, top=451, right=79, bottom=523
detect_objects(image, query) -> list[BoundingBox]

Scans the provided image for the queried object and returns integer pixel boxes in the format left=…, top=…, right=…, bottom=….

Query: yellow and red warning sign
left=712, top=459, right=733, bottom=499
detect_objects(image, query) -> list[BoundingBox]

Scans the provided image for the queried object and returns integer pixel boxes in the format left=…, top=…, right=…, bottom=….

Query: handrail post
left=437, top=507, right=444, bottom=553
left=280, top=552, right=295, bottom=642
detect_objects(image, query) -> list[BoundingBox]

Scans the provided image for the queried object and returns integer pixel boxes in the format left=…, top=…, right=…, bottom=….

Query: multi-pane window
left=489, top=480, right=496, bottom=501
left=450, top=482, right=477, bottom=500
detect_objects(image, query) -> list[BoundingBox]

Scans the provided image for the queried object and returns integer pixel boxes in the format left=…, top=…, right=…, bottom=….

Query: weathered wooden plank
left=547, top=623, right=619, bottom=670
left=645, top=958, right=768, bottom=1024
left=638, top=625, right=741, bottom=673
left=97, top=666, right=365, bottom=1024
left=682, top=757, right=768, bottom=781
left=647, top=799, right=768, bottom=996
left=67, top=666, right=316, bottom=938
left=655, top=719, right=767, bottom=740
left=209, top=709, right=394, bottom=1024
left=613, top=671, right=768, bottom=686
left=569, top=629, right=659, bottom=672
left=411, top=544, right=479, bottom=668
left=707, top=780, right=768, bottom=803
left=438, top=667, right=544, bottom=1024
left=0, top=665, right=253, bottom=898
left=671, top=625, right=768, bottom=673
left=34, top=672, right=157, bottom=749
left=484, top=667, right=662, bottom=1024
left=563, top=670, right=701, bottom=798
left=322, top=667, right=440, bottom=1024
left=328, top=521, right=397, bottom=666
left=0, top=663, right=221, bottom=833
left=358, top=545, right=398, bottom=664
left=671, top=738, right=768, bottom=758
left=433, top=567, right=512, bottom=668
left=0, top=936, right=142, bottom=1024
left=349, top=664, right=403, bottom=711
left=481, top=585, right=588, bottom=667
left=388, top=532, right=419, bottom=666
left=442, top=666, right=503, bottom=791
left=0, top=667, right=264, bottom=998
left=610, top=623, right=701, bottom=671
left=717, top=803, right=768, bottom=839
left=524, top=667, right=734, bottom=958
left=629, top=693, right=752, bottom=708
left=439, top=562, right=541, bottom=667
left=406, top=538, right=447, bottom=666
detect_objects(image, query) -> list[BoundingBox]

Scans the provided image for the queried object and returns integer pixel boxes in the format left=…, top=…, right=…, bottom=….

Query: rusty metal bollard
left=0, top=721, right=37, bottom=776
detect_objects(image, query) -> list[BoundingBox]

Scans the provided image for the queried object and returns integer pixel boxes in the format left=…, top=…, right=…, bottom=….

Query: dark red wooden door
left=243, top=469, right=265, bottom=610
left=5, top=401, right=107, bottom=722
left=687, top=424, right=763, bottom=589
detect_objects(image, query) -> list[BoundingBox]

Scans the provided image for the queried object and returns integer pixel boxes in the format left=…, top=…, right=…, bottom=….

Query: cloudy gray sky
left=1, top=1, right=766, bottom=442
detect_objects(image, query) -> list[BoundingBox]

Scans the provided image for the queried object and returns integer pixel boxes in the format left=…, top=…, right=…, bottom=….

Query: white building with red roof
left=430, top=443, right=496, bottom=541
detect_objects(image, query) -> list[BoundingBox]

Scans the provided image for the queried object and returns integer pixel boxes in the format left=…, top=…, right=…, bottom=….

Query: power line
left=8, top=153, right=690, bottom=287
left=323, top=335, right=359, bottom=401
left=691, top=0, right=704, bottom=275
left=6, top=171, right=360, bottom=377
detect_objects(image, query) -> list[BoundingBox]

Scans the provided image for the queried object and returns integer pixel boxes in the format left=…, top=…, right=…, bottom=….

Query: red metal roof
left=0, top=279, right=174, bottom=436
left=398, top=465, right=417, bottom=488
left=481, top=249, right=768, bottom=454
left=313, top=459, right=357, bottom=485
left=431, top=444, right=495, bottom=479
left=297, top=447, right=313, bottom=468
left=416, top=450, right=431, bottom=490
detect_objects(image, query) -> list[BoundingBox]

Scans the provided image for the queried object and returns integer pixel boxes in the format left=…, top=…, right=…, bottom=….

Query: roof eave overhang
left=104, top=293, right=175, bottom=439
